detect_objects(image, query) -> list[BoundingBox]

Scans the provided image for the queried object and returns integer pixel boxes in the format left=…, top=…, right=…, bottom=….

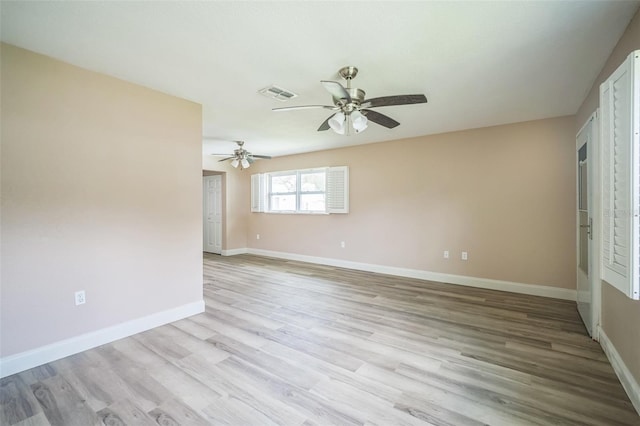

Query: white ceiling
left=2, top=1, right=638, bottom=158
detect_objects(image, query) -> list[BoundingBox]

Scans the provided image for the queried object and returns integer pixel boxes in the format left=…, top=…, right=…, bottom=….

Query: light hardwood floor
left=1, top=253, right=639, bottom=425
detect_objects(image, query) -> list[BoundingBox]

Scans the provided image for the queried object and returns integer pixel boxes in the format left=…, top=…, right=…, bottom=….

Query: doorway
left=203, top=175, right=222, bottom=254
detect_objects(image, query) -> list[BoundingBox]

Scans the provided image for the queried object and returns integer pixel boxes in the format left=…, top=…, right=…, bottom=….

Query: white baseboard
left=246, top=248, right=576, bottom=301
left=221, top=248, right=248, bottom=256
left=598, top=327, right=640, bottom=415
left=0, top=300, right=205, bottom=378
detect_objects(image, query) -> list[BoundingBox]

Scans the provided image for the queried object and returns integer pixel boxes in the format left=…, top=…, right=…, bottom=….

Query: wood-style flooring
left=1, top=253, right=639, bottom=425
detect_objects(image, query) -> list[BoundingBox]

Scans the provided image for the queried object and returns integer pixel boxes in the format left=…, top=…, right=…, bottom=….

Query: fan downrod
left=338, top=66, right=358, bottom=81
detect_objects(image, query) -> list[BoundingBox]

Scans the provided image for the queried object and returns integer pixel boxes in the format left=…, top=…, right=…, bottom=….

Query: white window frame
left=251, top=166, right=349, bottom=215
left=268, top=169, right=301, bottom=213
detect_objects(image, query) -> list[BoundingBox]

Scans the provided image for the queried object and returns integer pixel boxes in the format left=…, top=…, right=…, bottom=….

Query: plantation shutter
left=251, top=173, right=266, bottom=212
left=326, top=166, right=349, bottom=214
left=600, top=50, right=640, bottom=300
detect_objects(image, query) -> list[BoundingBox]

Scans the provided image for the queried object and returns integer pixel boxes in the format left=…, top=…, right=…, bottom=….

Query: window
left=269, top=169, right=327, bottom=213
left=270, top=172, right=298, bottom=211
left=252, top=166, right=348, bottom=214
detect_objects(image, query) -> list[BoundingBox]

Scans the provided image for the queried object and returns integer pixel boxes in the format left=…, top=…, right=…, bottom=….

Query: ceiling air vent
left=258, top=85, right=298, bottom=102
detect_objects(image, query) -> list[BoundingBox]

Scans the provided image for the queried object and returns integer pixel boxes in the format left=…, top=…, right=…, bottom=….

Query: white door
left=203, top=175, right=222, bottom=254
left=577, top=115, right=596, bottom=336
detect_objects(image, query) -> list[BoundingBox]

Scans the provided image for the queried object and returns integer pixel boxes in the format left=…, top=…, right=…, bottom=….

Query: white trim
left=592, top=109, right=602, bottom=340
left=221, top=248, right=248, bottom=256
left=0, top=300, right=205, bottom=378
left=576, top=109, right=597, bottom=137
left=598, top=326, right=640, bottom=415
left=246, top=248, right=576, bottom=301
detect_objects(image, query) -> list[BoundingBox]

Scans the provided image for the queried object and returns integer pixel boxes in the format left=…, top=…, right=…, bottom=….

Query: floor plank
left=0, top=375, right=46, bottom=425
left=1, top=253, right=638, bottom=425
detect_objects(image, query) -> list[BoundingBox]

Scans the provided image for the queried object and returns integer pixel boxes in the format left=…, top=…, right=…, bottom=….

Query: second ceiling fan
left=273, top=66, right=427, bottom=135
left=213, top=140, right=271, bottom=170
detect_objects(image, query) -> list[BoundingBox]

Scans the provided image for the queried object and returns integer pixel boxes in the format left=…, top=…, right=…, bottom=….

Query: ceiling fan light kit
left=328, top=112, right=345, bottom=132
left=273, top=66, right=427, bottom=136
left=328, top=110, right=368, bottom=135
left=351, top=110, right=368, bottom=132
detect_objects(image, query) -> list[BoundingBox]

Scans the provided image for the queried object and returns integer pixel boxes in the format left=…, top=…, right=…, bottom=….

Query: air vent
left=258, top=85, right=298, bottom=102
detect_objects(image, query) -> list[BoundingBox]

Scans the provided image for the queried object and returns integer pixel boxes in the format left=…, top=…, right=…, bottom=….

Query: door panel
left=203, top=175, right=222, bottom=254
left=577, top=120, right=593, bottom=335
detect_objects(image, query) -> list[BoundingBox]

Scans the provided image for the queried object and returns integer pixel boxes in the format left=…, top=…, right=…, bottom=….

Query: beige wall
left=576, top=10, right=640, bottom=383
left=245, top=116, right=576, bottom=289
left=0, top=44, right=203, bottom=357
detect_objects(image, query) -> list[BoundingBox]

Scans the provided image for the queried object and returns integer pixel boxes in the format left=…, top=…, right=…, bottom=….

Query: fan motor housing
left=333, top=88, right=366, bottom=110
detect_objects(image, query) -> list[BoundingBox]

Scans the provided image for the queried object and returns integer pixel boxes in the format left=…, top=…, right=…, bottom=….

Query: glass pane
left=578, top=144, right=587, bottom=210
left=579, top=162, right=588, bottom=211
left=300, top=194, right=325, bottom=211
left=270, top=194, right=296, bottom=211
left=300, top=172, right=325, bottom=192
left=579, top=210, right=589, bottom=274
left=271, top=174, right=296, bottom=193
left=578, top=143, right=589, bottom=274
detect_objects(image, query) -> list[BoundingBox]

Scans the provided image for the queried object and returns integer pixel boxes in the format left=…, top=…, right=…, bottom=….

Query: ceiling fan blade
left=273, top=105, right=338, bottom=112
left=321, top=80, right=352, bottom=103
left=362, top=94, right=427, bottom=109
left=362, top=109, right=400, bottom=129
left=217, top=156, right=235, bottom=162
left=250, top=155, right=272, bottom=159
left=317, top=115, right=332, bottom=131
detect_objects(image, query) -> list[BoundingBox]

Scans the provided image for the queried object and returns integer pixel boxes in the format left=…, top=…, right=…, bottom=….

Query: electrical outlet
left=444, top=250, right=449, bottom=259
left=340, top=241, right=346, bottom=248
left=256, top=234, right=260, bottom=240
left=461, top=251, right=468, bottom=261
left=75, top=290, right=86, bottom=306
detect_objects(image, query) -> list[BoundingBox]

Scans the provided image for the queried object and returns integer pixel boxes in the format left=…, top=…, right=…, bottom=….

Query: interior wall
left=0, top=44, right=203, bottom=357
left=246, top=116, right=576, bottom=289
left=575, top=9, right=640, bottom=383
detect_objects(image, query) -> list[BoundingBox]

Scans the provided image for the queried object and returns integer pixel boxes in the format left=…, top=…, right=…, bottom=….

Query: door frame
left=203, top=174, right=223, bottom=254
left=576, top=111, right=601, bottom=340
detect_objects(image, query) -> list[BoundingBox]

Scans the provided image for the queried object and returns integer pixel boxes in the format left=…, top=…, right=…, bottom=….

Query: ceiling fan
left=212, top=141, right=271, bottom=169
left=273, top=66, right=427, bottom=135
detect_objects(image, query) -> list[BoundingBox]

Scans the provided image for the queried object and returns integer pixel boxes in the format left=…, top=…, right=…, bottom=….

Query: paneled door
left=203, top=175, right=222, bottom=254
left=576, top=114, right=597, bottom=336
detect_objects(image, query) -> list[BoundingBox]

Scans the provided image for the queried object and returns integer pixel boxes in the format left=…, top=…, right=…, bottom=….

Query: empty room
left=1, top=1, right=640, bottom=425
